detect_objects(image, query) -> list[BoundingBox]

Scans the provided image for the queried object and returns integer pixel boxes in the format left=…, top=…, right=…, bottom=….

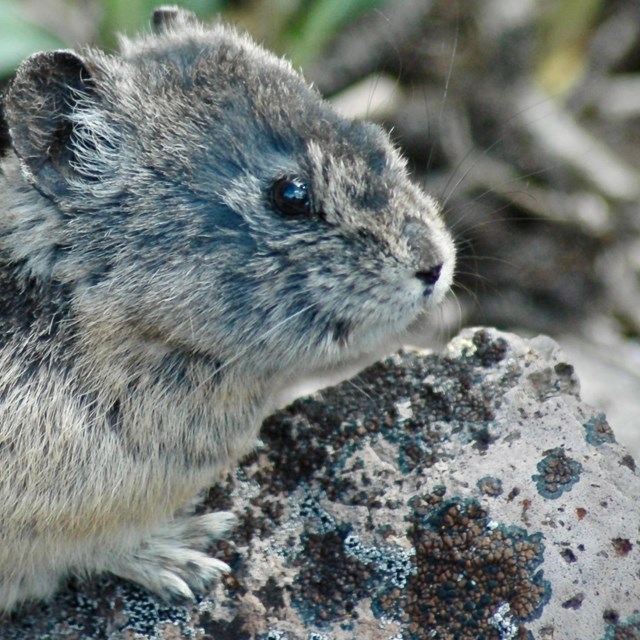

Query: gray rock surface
left=2, top=327, right=639, bottom=639
left=560, top=328, right=640, bottom=461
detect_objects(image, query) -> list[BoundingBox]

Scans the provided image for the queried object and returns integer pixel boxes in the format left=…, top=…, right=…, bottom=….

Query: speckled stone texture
left=2, top=328, right=639, bottom=640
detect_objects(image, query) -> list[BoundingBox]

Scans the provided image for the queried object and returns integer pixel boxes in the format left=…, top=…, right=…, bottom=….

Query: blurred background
left=0, top=0, right=638, bottom=457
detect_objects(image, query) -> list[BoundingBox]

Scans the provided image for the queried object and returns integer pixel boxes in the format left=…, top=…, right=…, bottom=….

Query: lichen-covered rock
left=2, top=328, right=639, bottom=639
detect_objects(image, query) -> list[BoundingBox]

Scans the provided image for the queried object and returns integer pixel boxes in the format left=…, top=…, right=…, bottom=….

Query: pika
left=0, top=6, right=455, bottom=611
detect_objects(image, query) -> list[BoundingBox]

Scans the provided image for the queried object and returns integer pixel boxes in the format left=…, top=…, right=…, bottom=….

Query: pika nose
left=415, top=264, right=442, bottom=287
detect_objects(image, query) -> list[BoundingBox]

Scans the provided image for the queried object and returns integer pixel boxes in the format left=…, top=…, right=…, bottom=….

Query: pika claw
left=104, top=513, right=235, bottom=600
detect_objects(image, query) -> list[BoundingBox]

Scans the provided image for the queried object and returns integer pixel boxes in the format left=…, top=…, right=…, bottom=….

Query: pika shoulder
left=0, top=6, right=455, bottom=611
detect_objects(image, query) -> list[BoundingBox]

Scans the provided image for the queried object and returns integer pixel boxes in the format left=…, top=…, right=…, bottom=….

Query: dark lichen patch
left=477, top=476, right=504, bottom=497
left=526, top=356, right=581, bottom=401
left=602, top=614, right=640, bottom=640
left=553, top=362, right=574, bottom=378
left=232, top=502, right=283, bottom=547
left=561, top=592, right=584, bottom=609
left=377, top=358, right=510, bottom=470
left=291, top=527, right=373, bottom=627
left=199, top=612, right=252, bottom=640
left=290, top=524, right=417, bottom=630
left=604, top=609, right=620, bottom=624
left=611, top=538, right=633, bottom=557
left=253, top=344, right=519, bottom=491
left=507, top=487, right=521, bottom=502
left=620, top=454, right=636, bottom=472
left=395, top=429, right=442, bottom=474
left=471, top=426, right=495, bottom=452
left=256, top=577, right=285, bottom=612
left=559, top=547, right=578, bottom=563
left=584, top=413, right=616, bottom=446
left=552, top=362, right=580, bottom=396
left=532, top=448, right=583, bottom=499
left=374, top=491, right=550, bottom=639
left=258, top=412, right=331, bottom=493
left=202, top=478, right=235, bottom=512
left=466, top=329, right=509, bottom=367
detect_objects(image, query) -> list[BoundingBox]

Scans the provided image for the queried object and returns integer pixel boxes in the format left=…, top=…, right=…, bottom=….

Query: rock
left=560, top=328, right=640, bottom=460
left=2, top=328, right=639, bottom=640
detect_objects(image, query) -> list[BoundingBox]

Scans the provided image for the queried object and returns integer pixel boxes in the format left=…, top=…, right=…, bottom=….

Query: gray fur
left=0, top=6, right=455, bottom=611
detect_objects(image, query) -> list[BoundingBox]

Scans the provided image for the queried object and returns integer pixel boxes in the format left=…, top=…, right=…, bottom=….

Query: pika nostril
left=415, top=264, right=442, bottom=287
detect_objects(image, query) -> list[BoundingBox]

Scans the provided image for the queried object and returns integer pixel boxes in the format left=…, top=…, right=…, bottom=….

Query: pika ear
left=152, top=6, right=199, bottom=34
left=4, top=50, right=96, bottom=199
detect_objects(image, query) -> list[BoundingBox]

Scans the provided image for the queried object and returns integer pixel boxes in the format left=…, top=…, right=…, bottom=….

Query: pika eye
left=271, top=176, right=311, bottom=216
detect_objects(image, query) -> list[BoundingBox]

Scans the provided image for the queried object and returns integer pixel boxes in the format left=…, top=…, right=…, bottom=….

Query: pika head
left=4, top=6, right=454, bottom=381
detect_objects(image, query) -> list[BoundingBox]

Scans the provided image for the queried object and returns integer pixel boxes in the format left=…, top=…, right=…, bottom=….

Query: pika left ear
left=4, top=50, right=96, bottom=199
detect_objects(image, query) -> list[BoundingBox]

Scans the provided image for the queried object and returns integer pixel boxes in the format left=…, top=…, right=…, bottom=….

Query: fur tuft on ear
left=152, top=6, right=199, bottom=34
left=4, top=51, right=97, bottom=199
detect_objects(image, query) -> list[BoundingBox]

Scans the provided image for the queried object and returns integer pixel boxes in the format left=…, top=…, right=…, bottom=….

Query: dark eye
left=270, top=176, right=311, bottom=216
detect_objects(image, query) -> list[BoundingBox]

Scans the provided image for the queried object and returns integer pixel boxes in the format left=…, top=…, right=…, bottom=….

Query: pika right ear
left=152, top=6, right=199, bottom=34
left=4, top=50, right=96, bottom=200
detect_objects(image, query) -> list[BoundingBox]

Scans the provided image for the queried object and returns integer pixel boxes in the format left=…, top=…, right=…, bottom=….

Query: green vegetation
left=0, top=0, right=64, bottom=77
left=535, top=0, right=605, bottom=96
left=0, top=0, right=384, bottom=79
left=0, top=0, right=610, bottom=88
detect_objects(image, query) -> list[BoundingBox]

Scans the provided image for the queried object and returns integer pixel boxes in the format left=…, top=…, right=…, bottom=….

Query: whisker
left=439, top=93, right=559, bottom=211
left=345, top=376, right=375, bottom=402
left=446, top=162, right=564, bottom=232
left=427, top=9, right=459, bottom=174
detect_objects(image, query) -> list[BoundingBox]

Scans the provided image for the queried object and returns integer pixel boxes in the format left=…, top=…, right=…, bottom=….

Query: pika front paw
left=106, top=512, right=237, bottom=600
